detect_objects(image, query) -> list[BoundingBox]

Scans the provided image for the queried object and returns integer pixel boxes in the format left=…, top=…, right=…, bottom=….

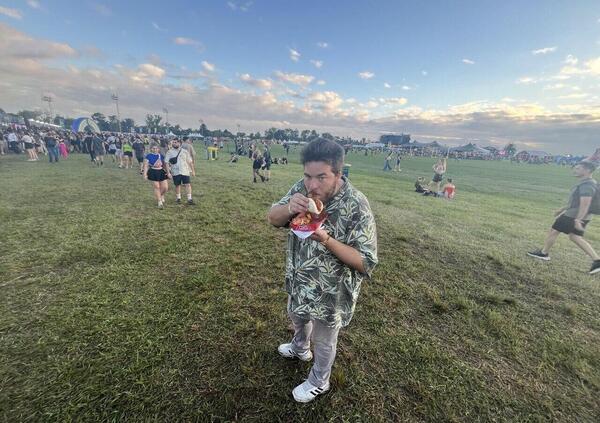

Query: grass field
left=1, top=145, right=599, bottom=422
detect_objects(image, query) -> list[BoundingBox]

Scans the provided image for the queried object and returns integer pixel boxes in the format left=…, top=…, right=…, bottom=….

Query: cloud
left=152, top=22, right=167, bottom=32
left=379, top=97, right=408, bottom=106
left=90, top=3, right=111, bottom=16
left=383, top=82, right=391, bottom=88
left=0, top=6, right=23, bottom=19
left=289, top=48, right=301, bottom=62
left=358, top=71, right=374, bottom=80
left=0, top=22, right=77, bottom=59
left=227, top=1, right=253, bottom=11
left=26, top=1, right=41, bottom=9
left=316, top=80, right=325, bottom=85
left=274, top=71, right=314, bottom=86
left=421, top=70, right=428, bottom=76
left=462, top=58, right=475, bottom=65
left=563, top=54, right=578, bottom=66
left=310, top=59, right=323, bottom=69
left=173, top=37, right=204, bottom=52
left=516, top=76, right=537, bottom=84
left=240, top=74, right=273, bottom=90
left=1, top=23, right=598, bottom=155
left=401, top=85, right=411, bottom=90
left=532, top=46, right=557, bottom=55
left=317, top=41, right=329, bottom=48
left=201, top=61, right=215, bottom=72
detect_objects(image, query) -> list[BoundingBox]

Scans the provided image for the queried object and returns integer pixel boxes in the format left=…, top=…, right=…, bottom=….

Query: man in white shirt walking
left=165, top=138, right=196, bottom=205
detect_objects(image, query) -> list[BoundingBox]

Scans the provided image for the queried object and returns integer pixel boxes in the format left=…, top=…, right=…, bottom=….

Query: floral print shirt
left=274, top=177, right=378, bottom=328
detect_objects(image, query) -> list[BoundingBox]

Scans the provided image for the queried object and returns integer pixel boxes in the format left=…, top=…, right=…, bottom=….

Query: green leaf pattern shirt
left=274, top=177, right=378, bottom=328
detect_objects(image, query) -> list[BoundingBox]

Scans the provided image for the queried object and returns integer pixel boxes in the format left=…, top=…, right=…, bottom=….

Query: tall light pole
left=163, top=107, right=169, bottom=134
left=111, top=93, right=122, bottom=132
left=41, top=95, right=53, bottom=122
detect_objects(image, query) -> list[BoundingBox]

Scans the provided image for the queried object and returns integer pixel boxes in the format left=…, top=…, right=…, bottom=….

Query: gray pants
left=288, top=305, right=341, bottom=388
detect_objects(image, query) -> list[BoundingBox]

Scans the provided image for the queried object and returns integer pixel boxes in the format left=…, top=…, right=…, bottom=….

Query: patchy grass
left=0, top=147, right=599, bottom=421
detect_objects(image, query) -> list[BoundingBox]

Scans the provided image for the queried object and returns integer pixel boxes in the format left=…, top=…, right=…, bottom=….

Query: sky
left=1, top=0, right=600, bottom=154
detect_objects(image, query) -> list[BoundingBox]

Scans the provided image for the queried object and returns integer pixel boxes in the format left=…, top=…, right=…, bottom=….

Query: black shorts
left=173, top=174, right=190, bottom=186
left=136, top=155, right=144, bottom=163
left=552, top=215, right=590, bottom=236
left=148, top=168, right=168, bottom=182
left=433, top=173, right=443, bottom=183
left=109, top=149, right=116, bottom=155
left=24, top=143, right=34, bottom=149
left=124, top=151, right=133, bottom=157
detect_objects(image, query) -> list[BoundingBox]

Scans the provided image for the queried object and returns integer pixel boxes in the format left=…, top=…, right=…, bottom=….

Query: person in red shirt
left=442, top=178, right=456, bottom=199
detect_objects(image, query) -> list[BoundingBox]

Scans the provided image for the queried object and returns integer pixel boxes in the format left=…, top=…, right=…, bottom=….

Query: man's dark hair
left=448, top=178, right=453, bottom=183
left=300, top=138, right=344, bottom=174
left=579, top=161, right=597, bottom=173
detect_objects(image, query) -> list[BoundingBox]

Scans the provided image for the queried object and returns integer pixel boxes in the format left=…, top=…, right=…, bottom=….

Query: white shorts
left=115, top=149, right=123, bottom=157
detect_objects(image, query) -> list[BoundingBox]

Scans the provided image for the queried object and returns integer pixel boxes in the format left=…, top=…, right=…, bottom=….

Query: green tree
left=92, top=113, right=109, bottom=131
left=145, top=114, right=162, bottom=134
left=300, top=129, right=310, bottom=141
left=121, top=118, right=135, bottom=133
left=322, top=132, right=334, bottom=141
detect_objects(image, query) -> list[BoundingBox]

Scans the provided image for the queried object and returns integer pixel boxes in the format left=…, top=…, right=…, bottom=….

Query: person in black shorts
left=143, top=144, right=170, bottom=208
left=528, top=161, right=600, bottom=274
left=132, top=137, right=146, bottom=174
left=427, top=157, right=447, bottom=193
left=253, top=152, right=265, bottom=183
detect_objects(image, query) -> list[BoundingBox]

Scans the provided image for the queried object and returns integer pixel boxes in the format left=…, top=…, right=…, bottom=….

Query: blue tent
left=71, top=117, right=100, bottom=133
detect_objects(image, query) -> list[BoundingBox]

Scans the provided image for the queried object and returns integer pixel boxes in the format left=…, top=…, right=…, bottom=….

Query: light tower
left=111, top=93, right=122, bottom=132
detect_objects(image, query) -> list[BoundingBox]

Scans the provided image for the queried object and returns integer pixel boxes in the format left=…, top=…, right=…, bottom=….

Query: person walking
left=143, top=144, right=170, bottom=208
left=22, top=132, right=38, bottom=161
left=91, top=134, right=105, bottom=166
left=165, top=138, right=195, bottom=205
left=383, top=152, right=393, bottom=171
left=528, top=161, right=600, bottom=274
left=132, top=137, right=146, bottom=174
left=267, top=138, right=378, bottom=403
left=45, top=132, right=59, bottom=163
left=394, top=152, right=402, bottom=172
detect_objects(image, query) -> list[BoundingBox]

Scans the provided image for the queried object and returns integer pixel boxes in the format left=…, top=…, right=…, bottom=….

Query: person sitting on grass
left=442, top=178, right=456, bottom=199
left=415, top=177, right=429, bottom=193
left=228, top=152, right=238, bottom=164
left=528, top=161, right=600, bottom=275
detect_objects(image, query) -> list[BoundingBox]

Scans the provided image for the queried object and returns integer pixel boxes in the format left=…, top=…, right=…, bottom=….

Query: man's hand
left=554, top=208, right=565, bottom=217
left=310, top=228, right=330, bottom=243
left=288, top=193, right=310, bottom=215
left=574, top=220, right=584, bottom=232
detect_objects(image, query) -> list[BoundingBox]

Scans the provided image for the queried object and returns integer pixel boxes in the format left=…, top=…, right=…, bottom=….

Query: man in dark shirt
left=45, top=132, right=59, bottom=163
left=84, top=133, right=94, bottom=161
left=528, top=161, right=600, bottom=274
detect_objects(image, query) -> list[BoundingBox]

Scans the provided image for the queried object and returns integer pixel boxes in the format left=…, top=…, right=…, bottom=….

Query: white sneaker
left=292, top=380, right=330, bottom=403
left=277, top=343, right=313, bottom=362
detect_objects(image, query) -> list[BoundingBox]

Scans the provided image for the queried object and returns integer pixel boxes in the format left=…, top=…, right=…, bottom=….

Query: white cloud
left=130, top=63, right=166, bottom=82
left=0, top=6, right=22, bottom=19
left=358, top=71, right=374, bottom=80
left=227, top=1, right=253, bottom=11
left=90, top=3, right=111, bottom=16
left=532, top=46, right=557, bottom=55
left=559, top=56, right=600, bottom=77
left=289, top=48, right=301, bottom=62
left=462, top=58, right=475, bottom=65
left=201, top=61, right=215, bottom=72
left=152, top=22, right=167, bottom=32
left=317, top=41, right=328, bottom=48
left=421, top=70, right=428, bottom=76
left=316, top=80, right=326, bottom=85
left=383, top=82, right=391, bottom=88
left=379, top=97, right=408, bottom=106
left=27, top=1, right=41, bottom=9
left=240, top=73, right=272, bottom=90
left=401, top=85, right=411, bottom=90
left=564, top=54, right=578, bottom=65
left=557, top=93, right=589, bottom=99
left=516, top=77, right=537, bottom=84
left=308, top=91, right=344, bottom=113
left=310, top=59, right=323, bottom=69
left=173, top=37, right=204, bottom=52
left=364, top=100, right=379, bottom=108
left=274, top=71, right=314, bottom=86
left=543, top=83, right=566, bottom=90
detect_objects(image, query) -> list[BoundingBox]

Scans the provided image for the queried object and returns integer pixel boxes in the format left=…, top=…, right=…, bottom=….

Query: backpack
left=580, top=180, right=600, bottom=215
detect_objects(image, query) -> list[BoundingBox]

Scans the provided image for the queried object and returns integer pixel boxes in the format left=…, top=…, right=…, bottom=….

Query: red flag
left=585, top=147, right=600, bottom=163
